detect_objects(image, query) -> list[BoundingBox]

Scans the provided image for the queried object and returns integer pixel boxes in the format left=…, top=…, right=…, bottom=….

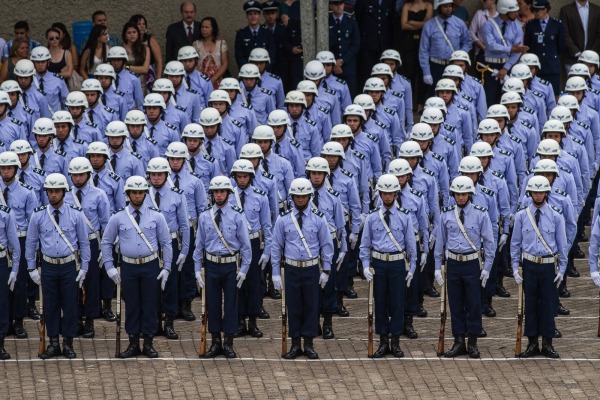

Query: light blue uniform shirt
left=364, top=119, right=392, bottom=169
left=260, top=72, right=285, bottom=109
left=229, top=185, right=273, bottom=256
left=306, top=104, right=333, bottom=144
left=163, top=102, right=190, bottom=132
left=0, top=116, right=26, bottom=144
left=482, top=16, right=522, bottom=70
left=273, top=135, right=305, bottom=178
left=419, top=15, right=472, bottom=76
left=507, top=119, right=538, bottom=160
left=330, top=166, right=361, bottom=234
left=373, top=105, right=404, bottom=150
left=264, top=152, right=294, bottom=204
left=311, top=185, right=347, bottom=253
left=109, top=148, right=144, bottom=182
left=1, top=179, right=38, bottom=233
left=449, top=184, right=499, bottom=242
left=205, top=135, right=237, bottom=174
left=253, top=166, right=279, bottom=224
left=17, top=165, right=45, bottom=205
left=342, top=149, right=371, bottom=214
left=72, top=119, right=101, bottom=143
left=411, top=165, right=441, bottom=231
left=221, top=114, right=248, bottom=156
left=102, top=88, right=127, bottom=120
left=115, top=69, right=144, bottom=109
left=23, top=85, right=51, bottom=118
left=316, top=84, right=342, bottom=126
left=189, top=152, right=221, bottom=194
left=352, top=130, right=382, bottom=181
left=147, top=120, right=180, bottom=157
left=0, top=205, right=21, bottom=272
left=128, top=135, right=159, bottom=167
left=145, top=185, right=190, bottom=256
left=588, top=210, right=600, bottom=273
left=323, top=74, right=352, bottom=116
left=174, top=85, right=202, bottom=122
left=289, top=115, right=322, bottom=161
left=230, top=99, right=259, bottom=134
left=85, top=102, right=117, bottom=132
left=170, top=169, right=207, bottom=220
left=422, top=150, right=450, bottom=207
left=400, top=185, right=430, bottom=251
left=521, top=189, right=576, bottom=247
left=241, top=86, right=275, bottom=125
left=92, top=168, right=125, bottom=214
left=185, top=70, right=212, bottom=107
left=64, top=183, right=110, bottom=233
left=432, top=133, right=459, bottom=180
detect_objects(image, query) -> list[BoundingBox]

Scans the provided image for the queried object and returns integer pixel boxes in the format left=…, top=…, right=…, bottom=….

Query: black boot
left=234, top=317, right=247, bottom=338
left=390, top=335, right=404, bottom=357
left=268, top=280, right=281, bottom=299
left=181, top=299, right=196, bottom=321
left=102, top=299, right=116, bottom=322
left=247, top=316, right=263, bottom=338
left=345, top=279, right=358, bottom=299
left=541, top=336, right=559, bottom=358
left=444, top=335, right=467, bottom=358
left=28, top=300, right=41, bottom=320
left=164, top=315, right=179, bottom=340
left=336, top=292, right=349, bottom=317
left=467, top=334, right=480, bottom=358
left=62, top=337, right=76, bottom=359
left=520, top=336, right=539, bottom=358
left=403, top=315, right=418, bottom=339
left=142, top=335, right=159, bottom=358
left=0, top=334, right=9, bottom=359
left=119, top=335, right=142, bottom=358
left=483, top=297, right=496, bottom=317
left=40, top=336, right=61, bottom=359
left=283, top=337, right=303, bottom=359
left=416, top=296, right=427, bottom=317
left=372, top=335, right=390, bottom=358
left=303, top=337, right=319, bottom=359
left=13, top=319, right=27, bottom=339
left=203, top=333, right=223, bottom=358
left=258, top=305, right=270, bottom=319
left=83, top=317, right=95, bottom=338
left=223, top=334, right=237, bottom=358
left=322, top=313, right=334, bottom=339
left=76, top=319, right=85, bottom=337
left=495, top=282, right=510, bottom=298
left=557, top=302, right=570, bottom=315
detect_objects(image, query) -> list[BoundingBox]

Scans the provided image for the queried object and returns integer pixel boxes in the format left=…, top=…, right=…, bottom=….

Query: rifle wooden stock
left=367, top=268, right=374, bottom=358
left=597, top=289, right=600, bottom=337
left=281, top=267, right=287, bottom=357
left=199, top=268, right=207, bottom=357
left=115, top=266, right=122, bottom=358
left=515, top=265, right=524, bottom=356
left=437, top=263, right=447, bottom=356
left=37, top=272, right=45, bottom=357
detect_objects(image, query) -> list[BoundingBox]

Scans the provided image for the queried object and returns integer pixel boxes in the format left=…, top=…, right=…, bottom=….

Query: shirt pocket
left=118, top=223, right=135, bottom=241
left=304, top=224, right=320, bottom=242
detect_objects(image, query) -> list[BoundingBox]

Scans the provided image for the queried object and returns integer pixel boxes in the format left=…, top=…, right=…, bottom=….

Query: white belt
left=372, top=250, right=405, bottom=261
left=170, top=232, right=179, bottom=239
left=430, top=57, right=449, bottom=65
left=122, top=253, right=158, bottom=265
left=206, top=252, right=238, bottom=264
left=43, top=254, right=76, bottom=265
left=249, top=230, right=262, bottom=240
left=88, top=231, right=99, bottom=240
left=343, top=211, right=349, bottom=223
left=285, top=257, right=319, bottom=268
left=447, top=251, right=479, bottom=262
left=0, top=249, right=7, bottom=258
left=485, top=57, right=507, bottom=64
left=17, top=230, right=27, bottom=238
left=522, top=252, right=555, bottom=265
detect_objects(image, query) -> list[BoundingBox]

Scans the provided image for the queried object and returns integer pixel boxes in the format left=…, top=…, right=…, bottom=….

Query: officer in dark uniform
left=235, top=1, right=276, bottom=69
left=262, top=1, right=289, bottom=88
left=523, top=0, right=565, bottom=96
left=329, top=0, right=361, bottom=98
left=283, top=18, right=304, bottom=91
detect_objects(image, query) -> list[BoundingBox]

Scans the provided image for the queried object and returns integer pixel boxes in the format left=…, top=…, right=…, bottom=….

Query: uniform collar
left=52, top=203, right=68, bottom=215
left=128, top=203, right=146, bottom=215
left=73, top=183, right=90, bottom=194
left=458, top=202, right=473, bottom=213
left=294, top=206, right=308, bottom=218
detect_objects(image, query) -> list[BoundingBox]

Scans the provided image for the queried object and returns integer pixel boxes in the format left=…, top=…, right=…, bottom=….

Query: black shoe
left=336, top=293, right=349, bottom=317
left=247, top=317, right=263, bottom=338
left=390, top=336, right=404, bottom=357
left=322, top=314, right=334, bottom=339
left=234, top=318, right=247, bottom=338
left=303, top=337, right=319, bottom=359
left=519, top=338, right=539, bottom=358
left=444, top=336, right=467, bottom=358
left=557, top=303, right=570, bottom=315
left=577, top=233, right=589, bottom=243
left=495, top=285, right=511, bottom=298
left=76, top=319, right=85, bottom=337
left=425, top=287, right=440, bottom=298
left=477, top=329, right=487, bottom=338
left=483, top=303, right=496, bottom=318
left=567, top=269, right=580, bottom=278
left=203, top=334, right=223, bottom=358
left=559, top=287, right=571, bottom=298
left=467, top=335, right=480, bottom=358
left=13, top=319, right=27, bottom=339
left=82, top=318, right=95, bottom=339
left=164, top=315, right=179, bottom=340
left=180, top=300, right=196, bottom=321
left=258, top=306, right=270, bottom=319
left=0, top=335, right=9, bottom=360
left=573, top=248, right=586, bottom=259
left=40, top=336, right=61, bottom=359
left=541, top=337, right=559, bottom=358
left=416, top=305, right=428, bottom=317
left=142, top=336, right=158, bottom=358
left=223, top=334, right=237, bottom=358
left=403, top=316, right=418, bottom=339
left=102, top=300, right=116, bottom=322
left=336, top=305, right=350, bottom=317
left=345, top=286, right=358, bottom=299
left=119, top=336, right=142, bottom=358
left=283, top=338, right=303, bottom=359
left=372, top=335, right=390, bottom=358
left=62, top=337, right=76, bottom=359
left=269, top=288, right=282, bottom=300
left=553, top=329, right=562, bottom=338
left=28, top=303, right=41, bottom=320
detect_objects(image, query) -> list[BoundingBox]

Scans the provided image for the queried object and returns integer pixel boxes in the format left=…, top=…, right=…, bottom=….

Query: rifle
left=515, top=265, right=524, bottom=356
left=281, top=267, right=287, bottom=357
left=37, top=268, right=45, bottom=357
left=198, top=268, right=207, bottom=357
left=115, top=265, right=122, bottom=357
left=437, top=261, right=447, bottom=356
left=367, top=266, right=374, bottom=358
left=597, top=289, right=600, bottom=338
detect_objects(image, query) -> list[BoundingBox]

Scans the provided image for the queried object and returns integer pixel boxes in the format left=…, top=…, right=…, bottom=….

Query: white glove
left=423, top=75, right=433, bottom=85
left=349, top=233, right=359, bottom=250
left=480, top=270, right=490, bottom=288
left=429, top=234, right=436, bottom=251
left=176, top=253, right=187, bottom=271
left=195, top=271, right=204, bottom=288
left=360, top=214, right=367, bottom=231
left=259, top=253, right=270, bottom=270
left=236, top=271, right=246, bottom=288
left=513, top=270, right=523, bottom=285
left=363, top=268, right=373, bottom=282
left=76, top=270, right=87, bottom=288
left=554, top=272, right=564, bottom=288
left=434, top=270, right=444, bottom=286
left=157, top=269, right=170, bottom=291
left=319, top=272, right=329, bottom=288
left=336, top=251, right=346, bottom=271
left=406, top=271, right=414, bottom=287
left=29, top=269, right=41, bottom=286
left=592, top=271, right=600, bottom=287
left=7, top=271, right=17, bottom=291
left=420, top=253, right=428, bottom=272
left=498, top=233, right=508, bottom=251
left=107, top=268, right=121, bottom=284
left=272, top=274, right=283, bottom=291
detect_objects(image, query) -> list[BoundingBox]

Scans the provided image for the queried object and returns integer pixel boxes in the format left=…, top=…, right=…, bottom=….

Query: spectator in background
left=165, top=2, right=201, bottom=62
left=0, top=37, right=29, bottom=83
left=560, top=0, right=600, bottom=73
left=1, top=21, right=40, bottom=62
left=279, top=0, right=299, bottom=25
left=79, top=25, right=110, bottom=79
left=452, top=0, right=469, bottom=22
left=121, top=22, right=151, bottom=92
left=46, top=27, right=74, bottom=79
left=469, top=0, right=499, bottom=64
left=235, top=1, right=276, bottom=69
left=328, top=0, right=360, bottom=97
left=263, top=1, right=288, bottom=88
left=91, top=10, right=120, bottom=47
left=517, top=0, right=534, bottom=24
left=129, top=14, right=164, bottom=85
left=51, top=22, right=79, bottom=72
left=193, top=17, right=229, bottom=89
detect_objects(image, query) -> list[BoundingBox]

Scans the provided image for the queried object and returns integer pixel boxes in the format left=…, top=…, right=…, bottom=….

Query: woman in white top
left=193, top=17, right=229, bottom=89
left=469, top=0, right=499, bottom=62
left=79, top=25, right=110, bottom=79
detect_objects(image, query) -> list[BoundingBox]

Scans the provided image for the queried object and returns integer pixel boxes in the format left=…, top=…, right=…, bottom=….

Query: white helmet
left=470, top=142, right=495, bottom=158
left=533, top=159, right=559, bottom=176
left=568, top=63, right=591, bottom=78
left=143, top=93, right=166, bottom=109
left=30, top=46, right=51, bottom=62
left=297, top=80, right=319, bottom=95
left=44, top=173, right=69, bottom=190
left=248, top=47, right=270, bottom=63
left=370, top=63, right=393, bottom=78
left=450, top=50, right=471, bottom=66
left=65, top=91, right=89, bottom=108
left=420, top=108, right=445, bottom=124
left=238, top=63, right=261, bottom=79
left=105, top=121, right=129, bottom=137
left=433, top=0, right=453, bottom=9
left=14, top=60, right=35, bottom=77
left=330, top=124, right=354, bottom=139
left=0, top=91, right=10, bottom=106
left=316, top=51, right=336, bottom=64
left=165, top=142, right=190, bottom=159
left=353, top=94, right=376, bottom=110
left=376, top=174, right=401, bottom=193
left=478, top=118, right=502, bottom=135
left=163, top=61, right=186, bottom=76
left=240, top=143, right=264, bottom=159
left=442, top=65, right=464, bottom=80
left=86, top=141, right=110, bottom=157
left=124, top=110, right=147, bottom=125
left=268, top=109, right=290, bottom=126
left=51, top=110, right=74, bottom=125
left=435, top=78, right=458, bottom=93
left=565, top=76, right=589, bottom=92
left=304, top=60, right=326, bottom=80
left=33, top=118, right=56, bottom=136
left=537, top=139, right=561, bottom=156
left=321, top=141, right=345, bottom=159
left=181, top=123, right=205, bottom=139
left=219, top=78, right=242, bottom=92
left=124, top=176, right=149, bottom=193
left=230, top=159, right=256, bottom=176
left=486, top=104, right=509, bottom=119
left=502, top=78, right=525, bottom=94
left=557, top=94, right=580, bottom=110
left=450, top=176, right=475, bottom=194
left=511, top=63, right=532, bottom=80
left=424, top=97, right=448, bottom=112
left=410, top=123, right=434, bottom=141
left=208, top=89, right=232, bottom=105
left=199, top=107, right=222, bottom=126
left=284, top=91, right=307, bottom=107
left=343, top=104, right=367, bottom=120
left=542, top=119, right=566, bottom=136
left=94, top=63, right=116, bottom=79
left=68, top=157, right=93, bottom=174
left=177, top=46, right=199, bottom=61
left=520, top=53, right=541, bottom=69
left=305, top=157, right=330, bottom=174
left=497, top=0, right=519, bottom=14
left=152, top=78, right=175, bottom=94
left=0, top=80, right=21, bottom=93
left=380, top=49, right=402, bottom=64
left=398, top=141, right=423, bottom=158
left=459, top=156, right=483, bottom=173
left=146, top=157, right=171, bottom=174
left=81, top=79, right=103, bottom=93
left=10, top=139, right=33, bottom=154
left=579, top=50, right=600, bottom=67
left=0, top=151, right=20, bottom=168
left=526, top=175, right=551, bottom=192
left=500, top=91, right=523, bottom=105
left=549, top=106, right=573, bottom=123
left=289, top=178, right=314, bottom=196
left=252, top=125, right=276, bottom=141
left=363, top=77, right=386, bottom=92
left=387, top=159, right=412, bottom=176
left=107, top=46, right=129, bottom=60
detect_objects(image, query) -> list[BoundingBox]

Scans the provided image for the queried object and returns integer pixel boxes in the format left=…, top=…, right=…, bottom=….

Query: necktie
left=131, top=140, right=137, bottom=153
left=39, top=78, right=44, bottom=93
left=275, top=142, right=280, bottom=154
left=111, top=154, right=117, bottom=170
left=40, top=153, right=46, bottom=169
left=76, top=189, right=82, bottom=204
left=419, top=158, right=424, bottom=168
left=22, top=92, right=28, bottom=106
left=189, top=157, right=196, bottom=172
left=88, top=109, right=94, bottom=124
left=313, top=189, right=320, bottom=208
left=292, top=122, right=298, bottom=137
left=329, top=174, right=334, bottom=187
left=297, top=211, right=303, bottom=230
left=3, top=187, right=8, bottom=205
left=101, top=93, right=107, bottom=105
left=187, top=26, right=193, bottom=44
left=19, top=172, right=25, bottom=183
left=253, top=30, right=257, bottom=38
left=240, top=190, right=246, bottom=209
left=174, top=174, right=180, bottom=188
left=478, top=175, right=485, bottom=186
left=134, top=210, right=140, bottom=225
left=93, top=173, right=99, bottom=187
left=443, top=21, right=448, bottom=32
left=59, top=140, right=65, bottom=152
left=149, top=126, right=155, bottom=138
left=384, top=209, right=391, bottom=228
left=336, top=18, right=340, bottom=26
left=186, top=75, right=191, bottom=88
left=154, top=190, right=161, bottom=208
left=459, top=208, right=465, bottom=224
left=215, top=208, right=222, bottom=227
left=247, top=93, right=252, bottom=106
left=115, top=75, right=120, bottom=89
left=535, top=209, right=541, bottom=226
left=73, top=124, right=79, bottom=140
left=501, top=21, right=506, bottom=35
left=304, top=110, right=310, bottom=119
left=322, top=80, right=328, bottom=90
left=206, top=140, right=212, bottom=155
left=262, top=158, right=269, bottom=173
left=54, top=209, right=60, bottom=224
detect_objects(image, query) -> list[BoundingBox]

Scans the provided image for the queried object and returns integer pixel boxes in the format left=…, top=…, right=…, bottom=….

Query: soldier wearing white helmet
left=107, top=46, right=144, bottom=109
left=551, top=105, right=597, bottom=173
left=304, top=60, right=342, bottom=124
left=505, top=70, right=548, bottom=128
left=30, top=46, right=69, bottom=115
left=239, top=143, right=279, bottom=224
left=422, top=98, right=464, bottom=153
left=380, top=49, right=414, bottom=131
left=238, top=63, right=275, bottom=125
left=199, top=107, right=237, bottom=174
left=65, top=91, right=101, bottom=144
left=249, top=47, right=285, bottom=109
left=434, top=80, right=475, bottom=152
left=10, top=140, right=45, bottom=204
left=177, top=46, right=212, bottom=107
left=284, top=91, right=322, bottom=161
left=142, top=93, right=179, bottom=156
left=353, top=93, right=393, bottom=168
left=361, top=79, right=405, bottom=154
left=449, top=50, right=488, bottom=122
left=369, top=64, right=406, bottom=125
left=297, top=80, right=333, bottom=144
left=519, top=53, right=556, bottom=111
left=0, top=80, right=36, bottom=134
left=163, top=60, right=202, bottom=122
left=86, top=141, right=126, bottom=214
left=103, top=120, right=144, bottom=181
left=316, top=50, right=352, bottom=114
left=81, top=78, right=118, bottom=132
left=420, top=108, right=460, bottom=179
left=206, top=89, right=247, bottom=156
left=266, top=109, right=305, bottom=178
left=51, top=111, right=88, bottom=167
left=152, top=78, right=191, bottom=132
left=578, top=50, right=600, bottom=92
left=14, top=59, right=52, bottom=119
left=496, top=91, right=539, bottom=160
left=442, top=65, right=478, bottom=133
left=124, top=110, right=158, bottom=166
left=181, top=123, right=220, bottom=194
left=219, top=78, right=259, bottom=135
left=94, top=63, right=127, bottom=120
left=31, top=117, right=70, bottom=178
left=0, top=90, right=26, bottom=148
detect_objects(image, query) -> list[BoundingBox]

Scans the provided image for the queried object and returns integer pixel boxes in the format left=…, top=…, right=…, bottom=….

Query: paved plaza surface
left=2, top=242, right=600, bottom=399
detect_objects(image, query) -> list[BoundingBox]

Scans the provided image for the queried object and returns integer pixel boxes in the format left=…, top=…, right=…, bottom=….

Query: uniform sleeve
left=97, top=191, right=111, bottom=231
left=505, top=25, right=523, bottom=70
left=194, top=180, right=208, bottom=216
left=156, top=212, right=173, bottom=271
left=133, top=75, right=144, bottom=110
left=259, top=195, right=273, bottom=256
left=347, top=179, right=362, bottom=234
left=333, top=197, right=347, bottom=253
left=237, top=213, right=252, bottom=275
left=318, top=216, right=334, bottom=271
left=359, top=215, right=372, bottom=271
left=100, top=215, right=118, bottom=271
left=589, top=214, right=600, bottom=274
left=76, top=211, right=91, bottom=271
left=417, top=197, right=429, bottom=251
left=433, top=214, right=446, bottom=271
left=25, top=212, right=40, bottom=270
left=480, top=211, right=496, bottom=272
left=6, top=211, right=20, bottom=273
left=270, top=216, right=285, bottom=276
left=418, top=24, right=432, bottom=76
left=403, top=214, right=417, bottom=274
left=510, top=212, right=523, bottom=273
left=193, top=214, right=206, bottom=273
left=555, top=212, right=568, bottom=275
left=177, top=195, right=191, bottom=256
left=482, top=22, right=510, bottom=54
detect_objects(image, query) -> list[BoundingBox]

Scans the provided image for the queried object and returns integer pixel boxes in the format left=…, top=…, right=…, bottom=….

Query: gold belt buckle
left=385, top=253, right=390, bottom=261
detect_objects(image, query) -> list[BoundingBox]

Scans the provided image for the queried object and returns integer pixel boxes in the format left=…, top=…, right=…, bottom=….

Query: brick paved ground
left=2, top=241, right=599, bottom=399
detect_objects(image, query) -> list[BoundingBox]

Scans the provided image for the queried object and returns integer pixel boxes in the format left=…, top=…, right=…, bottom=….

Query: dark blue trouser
left=41, top=260, right=78, bottom=338
left=158, top=238, right=179, bottom=316
left=522, top=259, right=556, bottom=338
left=238, top=238, right=262, bottom=317
left=178, top=227, right=197, bottom=302
left=447, top=258, right=482, bottom=336
left=0, top=258, right=9, bottom=334
left=405, top=244, right=422, bottom=316
left=10, top=237, right=28, bottom=320
left=121, top=259, right=160, bottom=336
left=285, top=263, right=319, bottom=338
left=321, top=240, right=339, bottom=314
left=206, top=260, right=237, bottom=334
left=426, top=62, right=448, bottom=98
left=100, top=250, right=117, bottom=302
left=336, top=223, right=351, bottom=293
left=373, top=258, right=407, bottom=336
left=483, top=62, right=504, bottom=107
left=79, top=239, right=100, bottom=318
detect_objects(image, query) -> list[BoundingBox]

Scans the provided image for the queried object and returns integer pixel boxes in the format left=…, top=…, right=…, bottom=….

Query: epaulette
left=566, top=151, right=578, bottom=159
left=456, top=104, right=469, bottom=111
left=575, top=120, right=590, bottom=129
left=531, top=90, right=543, bottom=98
left=324, top=88, right=337, bottom=95
left=558, top=165, right=572, bottom=174
left=520, top=120, right=533, bottom=129
left=399, top=74, right=411, bottom=83
left=10, top=118, right=23, bottom=126
left=131, top=152, right=142, bottom=160
left=280, top=208, right=292, bottom=216
left=422, top=167, right=435, bottom=177
left=74, top=138, right=85, bottom=145
left=590, top=88, right=600, bottom=95
left=498, top=149, right=512, bottom=157
left=86, top=121, right=98, bottom=128
left=311, top=208, right=324, bottom=217
left=508, top=134, right=522, bottom=144
left=390, top=90, right=403, bottom=98
left=190, top=171, right=201, bottom=179
left=431, top=152, right=443, bottom=162
left=526, top=169, right=533, bottom=176
left=554, top=188, right=568, bottom=197
left=341, top=168, right=354, bottom=178
left=34, top=205, right=47, bottom=212
left=373, top=119, right=387, bottom=129
left=537, top=78, right=550, bottom=85
left=443, top=135, right=456, bottom=145
left=241, top=102, right=253, bottom=110
left=352, top=150, right=366, bottom=160
left=260, top=88, right=273, bottom=96
left=199, top=72, right=210, bottom=82
left=550, top=205, right=563, bottom=215
left=410, top=188, right=423, bottom=197
left=304, top=117, right=316, bottom=127
left=369, top=207, right=380, bottom=214
left=327, top=187, right=340, bottom=197
left=443, top=123, right=456, bottom=132
left=149, top=206, right=161, bottom=212
left=203, top=154, right=216, bottom=163
left=186, top=87, right=198, bottom=94
left=267, top=73, right=281, bottom=80
left=470, top=76, right=481, bottom=83
left=480, top=186, right=495, bottom=196
left=114, top=207, right=125, bottom=214
left=442, top=205, right=455, bottom=212
left=260, top=171, right=274, bottom=181
left=222, top=137, right=234, bottom=146
left=171, top=187, right=184, bottom=194
left=23, top=105, right=34, bottom=115
left=491, top=170, right=504, bottom=179
left=253, top=187, right=267, bottom=196
left=397, top=207, right=409, bottom=214
left=366, top=133, right=379, bottom=142
left=37, top=88, right=46, bottom=95
left=19, top=181, right=33, bottom=190
left=145, top=136, right=158, bottom=145
left=165, top=122, right=177, bottom=130
left=571, top=136, right=584, bottom=145
left=231, top=204, right=243, bottom=213
left=33, top=167, right=45, bottom=176
left=109, top=171, right=121, bottom=181
left=175, top=105, right=187, bottom=113
left=522, top=106, right=535, bottom=114
left=317, top=105, right=330, bottom=115
left=55, top=149, right=67, bottom=157
left=114, top=89, right=125, bottom=96
left=473, top=204, right=488, bottom=212
left=290, top=138, right=301, bottom=148
left=230, top=119, right=243, bottom=128
left=383, top=107, right=396, bottom=116
left=461, top=93, right=474, bottom=102
left=69, top=204, right=83, bottom=211
left=335, top=77, right=347, bottom=85
left=104, top=106, right=116, bottom=114
left=0, top=204, right=10, bottom=213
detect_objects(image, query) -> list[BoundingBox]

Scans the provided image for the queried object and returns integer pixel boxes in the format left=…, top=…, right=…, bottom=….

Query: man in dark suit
left=165, top=2, right=202, bottom=62
left=235, top=1, right=276, bottom=69
left=329, top=0, right=361, bottom=97
left=560, top=0, right=600, bottom=71
left=262, top=1, right=289, bottom=89
left=524, top=0, right=565, bottom=95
